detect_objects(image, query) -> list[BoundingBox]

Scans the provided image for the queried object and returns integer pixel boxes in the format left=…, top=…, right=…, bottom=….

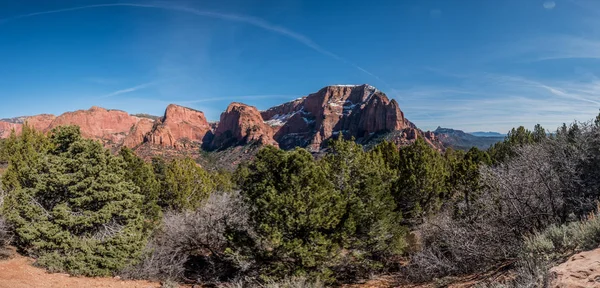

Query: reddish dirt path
left=0, top=253, right=160, bottom=288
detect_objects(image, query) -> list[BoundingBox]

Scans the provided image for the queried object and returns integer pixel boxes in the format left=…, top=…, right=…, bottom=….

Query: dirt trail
left=0, top=253, right=160, bottom=288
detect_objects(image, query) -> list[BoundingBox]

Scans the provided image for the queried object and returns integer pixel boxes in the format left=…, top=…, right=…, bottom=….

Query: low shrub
left=0, top=216, right=12, bottom=259
left=473, top=207, right=600, bottom=287
left=524, top=207, right=600, bottom=264
left=224, top=276, right=324, bottom=288
left=406, top=209, right=521, bottom=281
left=121, top=191, right=254, bottom=283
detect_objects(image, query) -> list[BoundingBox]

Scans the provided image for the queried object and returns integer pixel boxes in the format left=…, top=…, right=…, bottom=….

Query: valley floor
left=0, top=249, right=160, bottom=288
left=2, top=247, right=598, bottom=288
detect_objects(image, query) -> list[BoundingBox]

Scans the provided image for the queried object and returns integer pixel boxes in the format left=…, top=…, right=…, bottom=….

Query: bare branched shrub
left=408, top=133, right=588, bottom=282
left=0, top=216, right=12, bottom=259
left=223, top=276, right=324, bottom=288
left=122, top=191, right=254, bottom=283
left=407, top=208, right=521, bottom=281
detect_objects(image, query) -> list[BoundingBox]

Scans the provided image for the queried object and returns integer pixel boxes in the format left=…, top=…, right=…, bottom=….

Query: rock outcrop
left=47, top=107, right=143, bottom=147
left=211, top=102, right=278, bottom=150
left=0, top=121, right=21, bottom=138
left=122, top=118, right=155, bottom=149
left=0, top=114, right=56, bottom=138
left=25, top=114, right=56, bottom=131
left=549, top=248, right=600, bottom=287
left=145, top=104, right=211, bottom=149
left=261, top=84, right=406, bottom=150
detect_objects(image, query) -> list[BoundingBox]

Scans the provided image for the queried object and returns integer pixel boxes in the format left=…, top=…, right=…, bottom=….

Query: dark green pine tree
left=240, top=146, right=345, bottom=280
left=2, top=126, right=149, bottom=276
left=161, top=157, right=215, bottom=211
left=119, top=147, right=162, bottom=226
left=393, top=138, right=448, bottom=221
left=445, top=147, right=490, bottom=218
left=1, top=125, right=51, bottom=191
left=323, top=137, right=406, bottom=263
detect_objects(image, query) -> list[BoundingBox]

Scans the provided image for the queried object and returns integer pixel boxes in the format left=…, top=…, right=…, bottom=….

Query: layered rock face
left=261, top=84, right=406, bottom=150
left=47, top=107, right=145, bottom=147
left=0, top=107, right=155, bottom=150
left=145, top=104, right=211, bottom=149
left=0, top=105, right=211, bottom=153
left=25, top=114, right=57, bottom=131
left=0, top=114, right=56, bottom=138
left=211, top=103, right=278, bottom=150
left=123, top=118, right=155, bottom=149
left=0, top=121, right=21, bottom=138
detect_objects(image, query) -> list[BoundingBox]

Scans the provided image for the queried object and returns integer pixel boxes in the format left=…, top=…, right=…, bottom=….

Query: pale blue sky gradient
left=1, top=0, right=599, bottom=133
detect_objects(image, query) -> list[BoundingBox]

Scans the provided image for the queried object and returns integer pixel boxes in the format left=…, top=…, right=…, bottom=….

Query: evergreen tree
left=323, top=138, right=406, bottom=263
left=489, top=125, right=542, bottom=163
left=393, top=138, right=448, bottom=221
left=370, top=141, right=401, bottom=170
left=533, top=124, right=547, bottom=143
left=240, top=146, right=345, bottom=279
left=1, top=125, right=51, bottom=192
left=446, top=147, right=490, bottom=217
left=2, top=126, right=149, bottom=276
left=119, top=147, right=161, bottom=225
left=161, top=157, right=215, bottom=211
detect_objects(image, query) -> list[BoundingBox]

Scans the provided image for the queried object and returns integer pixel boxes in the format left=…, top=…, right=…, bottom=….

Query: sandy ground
left=0, top=252, right=161, bottom=288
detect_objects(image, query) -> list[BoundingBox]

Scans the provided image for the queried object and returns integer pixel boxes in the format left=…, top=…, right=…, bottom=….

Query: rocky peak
left=261, top=84, right=405, bottom=150
left=145, top=104, right=212, bottom=149
left=211, top=102, right=278, bottom=150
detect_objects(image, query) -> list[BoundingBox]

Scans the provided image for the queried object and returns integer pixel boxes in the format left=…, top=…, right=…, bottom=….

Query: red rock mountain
left=145, top=104, right=211, bottom=149
left=0, top=84, right=441, bottom=159
left=0, top=122, right=21, bottom=139
left=47, top=107, right=147, bottom=148
left=261, top=84, right=431, bottom=150
left=211, top=103, right=278, bottom=150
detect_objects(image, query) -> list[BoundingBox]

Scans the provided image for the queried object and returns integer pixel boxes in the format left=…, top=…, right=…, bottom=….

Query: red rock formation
left=261, top=84, right=405, bottom=150
left=549, top=248, right=600, bottom=288
left=47, top=106, right=144, bottom=147
left=0, top=114, right=55, bottom=139
left=146, top=104, right=211, bottom=149
left=123, top=118, right=155, bottom=149
left=25, top=114, right=56, bottom=132
left=211, top=102, right=278, bottom=149
left=0, top=121, right=21, bottom=138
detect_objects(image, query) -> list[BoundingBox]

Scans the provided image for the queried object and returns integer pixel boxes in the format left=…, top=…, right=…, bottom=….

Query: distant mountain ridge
left=469, top=131, right=506, bottom=138
left=435, top=127, right=504, bottom=150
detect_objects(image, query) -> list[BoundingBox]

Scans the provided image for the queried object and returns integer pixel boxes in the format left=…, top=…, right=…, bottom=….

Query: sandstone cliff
left=262, top=84, right=407, bottom=150
left=211, top=102, right=278, bottom=150
left=145, top=104, right=211, bottom=149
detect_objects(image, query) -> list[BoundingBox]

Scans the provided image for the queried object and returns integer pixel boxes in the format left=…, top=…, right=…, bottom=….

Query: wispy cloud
left=393, top=70, right=600, bottom=132
left=543, top=1, right=556, bottom=10
left=84, top=77, right=119, bottom=85
left=0, top=2, right=385, bottom=85
left=98, top=81, right=157, bottom=98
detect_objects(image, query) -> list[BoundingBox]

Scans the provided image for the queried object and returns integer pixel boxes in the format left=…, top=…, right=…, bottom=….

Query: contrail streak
left=0, top=2, right=386, bottom=84
left=99, top=81, right=156, bottom=98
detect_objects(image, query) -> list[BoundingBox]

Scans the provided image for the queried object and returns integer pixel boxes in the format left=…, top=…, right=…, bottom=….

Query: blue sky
left=1, top=0, right=599, bottom=133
